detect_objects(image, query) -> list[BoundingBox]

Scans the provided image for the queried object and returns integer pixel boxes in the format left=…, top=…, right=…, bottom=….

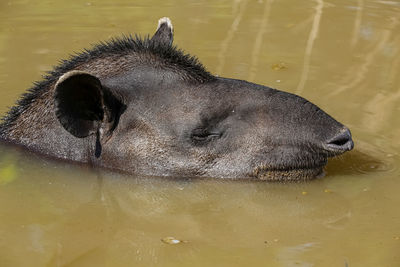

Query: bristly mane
left=0, top=35, right=215, bottom=134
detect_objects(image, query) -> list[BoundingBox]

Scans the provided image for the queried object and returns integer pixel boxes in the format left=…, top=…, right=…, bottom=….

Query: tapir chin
left=0, top=17, right=354, bottom=181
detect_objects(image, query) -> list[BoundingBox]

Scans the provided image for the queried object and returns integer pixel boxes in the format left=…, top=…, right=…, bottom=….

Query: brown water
left=0, top=0, right=399, bottom=266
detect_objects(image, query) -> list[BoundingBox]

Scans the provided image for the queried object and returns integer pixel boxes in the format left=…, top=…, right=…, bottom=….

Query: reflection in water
left=333, top=16, right=400, bottom=96
left=216, top=0, right=248, bottom=75
left=277, top=242, right=318, bottom=267
left=248, top=0, right=273, bottom=81
left=350, top=0, right=364, bottom=47
left=0, top=0, right=400, bottom=266
left=296, top=0, right=324, bottom=94
left=323, top=211, right=352, bottom=230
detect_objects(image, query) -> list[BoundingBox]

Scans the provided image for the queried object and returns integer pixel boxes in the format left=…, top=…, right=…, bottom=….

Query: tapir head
left=54, top=18, right=353, bottom=181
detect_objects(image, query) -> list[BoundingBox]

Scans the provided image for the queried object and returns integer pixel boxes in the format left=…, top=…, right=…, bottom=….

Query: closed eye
left=191, top=128, right=222, bottom=145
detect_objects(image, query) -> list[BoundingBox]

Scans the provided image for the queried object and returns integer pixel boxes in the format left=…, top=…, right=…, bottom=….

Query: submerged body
left=0, top=18, right=353, bottom=181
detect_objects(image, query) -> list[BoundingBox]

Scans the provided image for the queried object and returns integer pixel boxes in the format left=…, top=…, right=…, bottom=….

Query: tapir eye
left=191, top=127, right=222, bottom=145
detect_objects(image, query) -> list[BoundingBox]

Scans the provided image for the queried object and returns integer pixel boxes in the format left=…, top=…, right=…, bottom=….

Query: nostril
left=329, top=135, right=349, bottom=147
left=325, top=128, right=354, bottom=152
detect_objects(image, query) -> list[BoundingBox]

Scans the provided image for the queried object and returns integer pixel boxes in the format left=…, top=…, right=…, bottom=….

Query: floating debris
left=324, top=189, right=332, bottom=193
left=302, top=191, right=308, bottom=195
left=161, top=237, right=186, bottom=245
left=264, top=239, right=280, bottom=245
left=271, top=62, right=288, bottom=71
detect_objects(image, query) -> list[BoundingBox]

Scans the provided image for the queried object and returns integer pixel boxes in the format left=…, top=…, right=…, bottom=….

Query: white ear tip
left=157, top=17, right=173, bottom=31
left=56, top=70, right=89, bottom=87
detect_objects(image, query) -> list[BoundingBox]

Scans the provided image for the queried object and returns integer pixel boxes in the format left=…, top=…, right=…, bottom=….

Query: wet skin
left=0, top=18, right=353, bottom=181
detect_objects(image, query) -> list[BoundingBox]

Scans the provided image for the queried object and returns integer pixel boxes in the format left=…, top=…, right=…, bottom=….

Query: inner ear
left=54, top=71, right=105, bottom=138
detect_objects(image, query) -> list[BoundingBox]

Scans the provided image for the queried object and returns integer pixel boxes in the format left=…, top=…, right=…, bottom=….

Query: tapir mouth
left=252, top=159, right=327, bottom=182
left=251, top=134, right=353, bottom=182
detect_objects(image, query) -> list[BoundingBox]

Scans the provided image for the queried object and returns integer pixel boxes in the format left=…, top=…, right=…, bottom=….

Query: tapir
left=0, top=18, right=353, bottom=181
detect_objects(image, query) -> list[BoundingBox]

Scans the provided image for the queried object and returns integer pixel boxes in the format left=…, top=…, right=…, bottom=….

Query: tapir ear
left=54, top=71, right=106, bottom=138
left=151, top=17, right=173, bottom=46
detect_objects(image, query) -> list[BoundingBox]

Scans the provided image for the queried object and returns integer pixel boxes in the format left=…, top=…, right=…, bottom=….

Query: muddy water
left=0, top=0, right=399, bottom=266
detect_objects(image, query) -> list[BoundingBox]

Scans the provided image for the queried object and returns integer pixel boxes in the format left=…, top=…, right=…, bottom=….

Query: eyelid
left=192, top=128, right=208, bottom=136
left=190, top=128, right=222, bottom=144
left=192, top=128, right=220, bottom=136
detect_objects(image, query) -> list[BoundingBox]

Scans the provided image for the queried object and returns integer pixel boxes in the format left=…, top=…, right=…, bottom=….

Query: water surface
left=0, top=0, right=399, bottom=266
